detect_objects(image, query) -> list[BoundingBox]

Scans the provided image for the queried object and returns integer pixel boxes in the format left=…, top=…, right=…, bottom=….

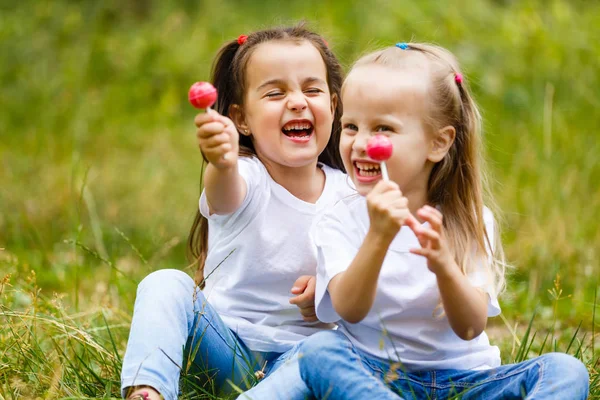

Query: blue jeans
left=237, top=345, right=314, bottom=400
left=299, top=330, right=590, bottom=399
left=121, top=269, right=312, bottom=400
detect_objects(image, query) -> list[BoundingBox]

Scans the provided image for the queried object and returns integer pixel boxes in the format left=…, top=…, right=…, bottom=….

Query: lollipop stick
left=380, top=161, right=389, bottom=181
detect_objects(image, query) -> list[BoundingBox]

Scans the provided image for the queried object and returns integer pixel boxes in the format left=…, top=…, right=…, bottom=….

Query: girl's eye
left=266, top=91, right=284, bottom=98
left=305, top=88, right=322, bottom=94
left=343, top=123, right=358, bottom=131
left=375, top=125, right=393, bottom=132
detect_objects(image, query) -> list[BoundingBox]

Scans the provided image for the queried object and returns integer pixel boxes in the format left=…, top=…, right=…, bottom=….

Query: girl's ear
left=229, top=104, right=251, bottom=136
left=428, top=125, right=456, bottom=163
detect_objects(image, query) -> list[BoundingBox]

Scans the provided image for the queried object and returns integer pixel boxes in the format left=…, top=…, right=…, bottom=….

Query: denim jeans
left=299, top=330, right=590, bottom=400
left=237, top=344, right=314, bottom=400
left=120, top=269, right=312, bottom=400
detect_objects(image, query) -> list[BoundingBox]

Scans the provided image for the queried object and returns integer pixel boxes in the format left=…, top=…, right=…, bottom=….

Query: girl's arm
left=328, top=229, right=393, bottom=323
left=410, top=205, right=487, bottom=340
left=203, top=163, right=245, bottom=215
left=327, top=180, right=416, bottom=323
left=436, top=265, right=488, bottom=340
left=195, top=110, right=245, bottom=215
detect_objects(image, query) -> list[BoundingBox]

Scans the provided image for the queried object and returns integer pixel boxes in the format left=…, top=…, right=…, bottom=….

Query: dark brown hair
left=187, top=23, right=345, bottom=288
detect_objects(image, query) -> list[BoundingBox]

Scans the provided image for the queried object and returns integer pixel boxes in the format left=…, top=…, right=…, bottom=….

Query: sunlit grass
left=1, top=0, right=598, bottom=398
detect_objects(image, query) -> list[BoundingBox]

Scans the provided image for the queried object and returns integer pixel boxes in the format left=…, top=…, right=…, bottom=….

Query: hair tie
left=237, top=35, right=248, bottom=45
left=395, top=42, right=409, bottom=50
left=454, top=73, right=463, bottom=85
left=322, top=38, right=329, bottom=48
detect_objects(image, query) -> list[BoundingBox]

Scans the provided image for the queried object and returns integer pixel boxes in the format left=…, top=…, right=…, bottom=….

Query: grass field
left=1, top=0, right=598, bottom=398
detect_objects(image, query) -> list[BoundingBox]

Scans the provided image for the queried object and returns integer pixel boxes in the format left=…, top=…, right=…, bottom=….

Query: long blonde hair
left=350, top=43, right=507, bottom=296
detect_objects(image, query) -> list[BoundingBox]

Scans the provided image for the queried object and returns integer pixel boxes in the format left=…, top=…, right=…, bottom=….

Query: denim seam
left=195, top=311, right=247, bottom=361
left=528, top=360, right=545, bottom=398
left=393, top=375, right=431, bottom=387
left=436, top=361, right=544, bottom=389
left=365, top=362, right=428, bottom=388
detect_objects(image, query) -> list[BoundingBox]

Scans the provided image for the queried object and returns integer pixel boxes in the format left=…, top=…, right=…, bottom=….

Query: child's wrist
left=433, top=259, right=462, bottom=281
left=209, top=157, right=237, bottom=170
left=365, top=228, right=395, bottom=248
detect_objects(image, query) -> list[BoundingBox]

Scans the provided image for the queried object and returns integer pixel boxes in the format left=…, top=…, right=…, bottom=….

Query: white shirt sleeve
left=312, top=202, right=361, bottom=323
left=467, top=207, right=501, bottom=317
left=199, top=156, right=266, bottom=227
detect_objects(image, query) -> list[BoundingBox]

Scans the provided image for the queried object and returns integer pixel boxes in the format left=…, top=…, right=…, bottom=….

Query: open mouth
left=354, top=161, right=382, bottom=181
left=282, top=120, right=314, bottom=142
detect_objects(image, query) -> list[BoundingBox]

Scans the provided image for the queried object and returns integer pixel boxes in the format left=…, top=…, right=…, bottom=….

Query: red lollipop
left=366, top=134, right=393, bottom=181
left=189, top=82, right=217, bottom=110
left=189, top=81, right=228, bottom=160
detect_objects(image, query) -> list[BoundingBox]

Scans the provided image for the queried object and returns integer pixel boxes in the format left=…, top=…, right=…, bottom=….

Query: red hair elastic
left=454, top=73, right=463, bottom=84
left=237, top=35, right=248, bottom=45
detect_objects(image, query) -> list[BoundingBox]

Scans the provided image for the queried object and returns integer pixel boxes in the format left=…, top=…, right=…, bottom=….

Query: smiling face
left=237, top=40, right=335, bottom=171
left=340, top=64, right=437, bottom=197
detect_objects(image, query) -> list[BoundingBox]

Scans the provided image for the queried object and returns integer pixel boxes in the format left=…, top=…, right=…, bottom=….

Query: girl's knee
left=299, top=330, right=348, bottom=360
left=541, top=353, right=589, bottom=387
left=138, top=269, right=197, bottom=299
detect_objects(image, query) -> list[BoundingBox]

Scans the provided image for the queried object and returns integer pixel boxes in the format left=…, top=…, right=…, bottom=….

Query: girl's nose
left=352, top=130, right=369, bottom=154
left=287, top=92, right=308, bottom=112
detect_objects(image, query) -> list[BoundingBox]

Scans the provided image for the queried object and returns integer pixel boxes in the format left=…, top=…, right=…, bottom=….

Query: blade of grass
left=515, top=309, right=537, bottom=363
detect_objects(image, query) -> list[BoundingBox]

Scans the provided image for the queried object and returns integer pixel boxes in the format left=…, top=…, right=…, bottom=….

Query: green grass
left=0, top=0, right=599, bottom=398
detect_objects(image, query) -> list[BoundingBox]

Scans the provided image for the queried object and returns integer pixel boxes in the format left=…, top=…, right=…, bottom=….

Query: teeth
left=355, top=162, right=381, bottom=171
left=358, top=169, right=380, bottom=177
left=283, top=122, right=312, bottom=131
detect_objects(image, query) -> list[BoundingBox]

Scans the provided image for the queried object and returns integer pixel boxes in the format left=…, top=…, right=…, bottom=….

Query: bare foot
left=125, top=385, right=163, bottom=400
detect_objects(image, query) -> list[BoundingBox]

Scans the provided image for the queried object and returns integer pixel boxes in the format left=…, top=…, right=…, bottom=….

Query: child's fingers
left=203, top=109, right=234, bottom=129
left=415, top=228, right=441, bottom=249
left=194, top=110, right=217, bottom=127
left=370, top=180, right=401, bottom=196
left=291, top=275, right=312, bottom=295
left=196, top=122, right=227, bottom=139
left=203, top=141, right=232, bottom=152
left=410, top=247, right=431, bottom=258
left=412, top=231, right=428, bottom=249
left=299, top=306, right=317, bottom=322
left=289, top=277, right=315, bottom=308
left=202, top=133, right=231, bottom=148
left=418, top=207, right=443, bottom=232
left=208, top=110, right=233, bottom=126
left=203, top=144, right=232, bottom=161
left=390, top=196, right=408, bottom=209
left=404, top=213, right=422, bottom=234
left=289, top=293, right=313, bottom=309
left=367, top=190, right=404, bottom=218
left=423, top=205, right=443, bottom=219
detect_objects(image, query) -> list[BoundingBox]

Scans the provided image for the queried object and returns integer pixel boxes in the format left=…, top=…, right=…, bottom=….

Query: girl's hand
left=366, top=180, right=413, bottom=241
left=409, top=205, right=456, bottom=276
left=289, top=275, right=318, bottom=322
left=195, top=109, right=239, bottom=169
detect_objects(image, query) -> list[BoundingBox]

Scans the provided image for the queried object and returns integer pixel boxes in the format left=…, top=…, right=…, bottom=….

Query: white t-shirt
left=313, top=195, right=502, bottom=371
left=200, top=156, right=355, bottom=353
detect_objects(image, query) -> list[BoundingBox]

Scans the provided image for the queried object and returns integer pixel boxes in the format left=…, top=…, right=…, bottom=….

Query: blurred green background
left=1, top=0, right=599, bottom=397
